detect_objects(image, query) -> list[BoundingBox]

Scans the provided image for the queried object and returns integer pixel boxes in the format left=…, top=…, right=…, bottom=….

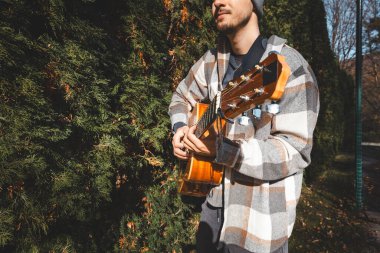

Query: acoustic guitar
left=178, top=52, right=291, bottom=197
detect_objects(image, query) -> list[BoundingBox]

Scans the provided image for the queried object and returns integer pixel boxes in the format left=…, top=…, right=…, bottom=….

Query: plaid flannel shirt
left=168, top=35, right=320, bottom=253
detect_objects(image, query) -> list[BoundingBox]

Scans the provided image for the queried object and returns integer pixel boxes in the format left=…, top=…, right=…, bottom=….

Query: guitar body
left=178, top=103, right=225, bottom=197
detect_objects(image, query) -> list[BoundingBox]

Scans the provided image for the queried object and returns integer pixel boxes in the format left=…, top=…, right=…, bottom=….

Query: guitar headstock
left=220, top=52, right=291, bottom=119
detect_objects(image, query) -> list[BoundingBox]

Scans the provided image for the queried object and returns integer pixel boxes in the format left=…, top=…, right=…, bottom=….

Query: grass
left=290, top=153, right=378, bottom=253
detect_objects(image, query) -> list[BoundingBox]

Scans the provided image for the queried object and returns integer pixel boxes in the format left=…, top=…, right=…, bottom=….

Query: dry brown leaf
left=127, top=222, right=136, bottom=231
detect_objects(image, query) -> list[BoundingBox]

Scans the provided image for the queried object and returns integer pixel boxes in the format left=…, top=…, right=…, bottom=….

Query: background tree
left=324, top=0, right=380, bottom=142
left=323, top=0, right=379, bottom=64
left=364, top=0, right=380, bottom=53
left=324, top=0, right=356, bottom=66
left=362, top=1, right=380, bottom=141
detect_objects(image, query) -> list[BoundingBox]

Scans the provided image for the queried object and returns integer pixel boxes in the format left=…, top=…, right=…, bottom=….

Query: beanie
left=252, top=0, right=264, bottom=18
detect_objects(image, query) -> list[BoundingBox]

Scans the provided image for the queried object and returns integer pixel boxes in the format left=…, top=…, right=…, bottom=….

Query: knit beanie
left=252, top=0, right=264, bottom=18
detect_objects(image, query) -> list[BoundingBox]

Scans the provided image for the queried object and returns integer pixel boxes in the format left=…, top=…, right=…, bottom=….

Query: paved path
left=363, top=146, right=380, bottom=249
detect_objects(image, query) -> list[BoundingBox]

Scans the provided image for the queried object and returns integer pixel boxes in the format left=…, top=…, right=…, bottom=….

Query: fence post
left=355, top=0, right=363, bottom=210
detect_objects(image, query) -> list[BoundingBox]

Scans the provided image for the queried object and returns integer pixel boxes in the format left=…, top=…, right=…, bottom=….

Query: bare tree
left=362, top=0, right=380, bottom=113
left=363, top=0, right=380, bottom=53
left=324, top=0, right=379, bottom=65
left=324, top=0, right=356, bottom=65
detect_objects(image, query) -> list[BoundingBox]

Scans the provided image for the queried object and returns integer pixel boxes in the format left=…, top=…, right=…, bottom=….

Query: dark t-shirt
left=222, top=35, right=266, bottom=87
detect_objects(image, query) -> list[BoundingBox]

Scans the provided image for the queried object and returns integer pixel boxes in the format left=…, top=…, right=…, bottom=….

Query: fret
left=196, top=109, right=206, bottom=138
left=201, top=117, right=206, bottom=133
left=206, top=109, right=210, bottom=127
left=200, top=118, right=205, bottom=132
left=211, top=99, right=216, bottom=119
left=195, top=127, right=201, bottom=138
left=196, top=116, right=202, bottom=136
left=209, top=102, right=214, bottom=124
left=210, top=104, right=214, bottom=121
left=209, top=109, right=213, bottom=123
left=210, top=99, right=215, bottom=119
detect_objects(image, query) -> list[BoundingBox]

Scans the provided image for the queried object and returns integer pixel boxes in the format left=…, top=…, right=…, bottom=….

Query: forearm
left=168, top=53, right=209, bottom=129
left=168, top=93, right=189, bottom=130
left=215, top=135, right=311, bottom=181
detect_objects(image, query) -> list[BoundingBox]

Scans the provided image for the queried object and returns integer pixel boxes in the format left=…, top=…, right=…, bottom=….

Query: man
left=169, top=0, right=320, bottom=252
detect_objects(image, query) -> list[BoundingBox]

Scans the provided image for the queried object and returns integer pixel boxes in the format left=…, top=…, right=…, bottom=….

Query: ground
left=290, top=146, right=380, bottom=253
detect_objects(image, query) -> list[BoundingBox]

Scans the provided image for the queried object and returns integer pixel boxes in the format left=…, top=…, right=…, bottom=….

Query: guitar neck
left=193, top=53, right=290, bottom=139
left=194, top=98, right=218, bottom=138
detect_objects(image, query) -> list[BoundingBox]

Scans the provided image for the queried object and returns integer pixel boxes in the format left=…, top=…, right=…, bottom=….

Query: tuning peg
left=267, top=101, right=280, bottom=114
left=240, top=74, right=249, bottom=82
left=228, top=81, right=236, bottom=88
left=238, top=111, right=251, bottom=126
left=256, top=64, right=272, bottom=73
left=239, top=95, right=250, bottom=102
left=255, top=64, right=263, bottom=71
left=227, top=103, right=238, bottom=110
left=252, top=105, right=262, bottom=119
left=254, top=88, right=264, bottom=95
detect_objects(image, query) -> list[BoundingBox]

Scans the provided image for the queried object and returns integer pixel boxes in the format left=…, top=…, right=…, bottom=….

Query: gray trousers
left=196, top=201, right=289, bottom=253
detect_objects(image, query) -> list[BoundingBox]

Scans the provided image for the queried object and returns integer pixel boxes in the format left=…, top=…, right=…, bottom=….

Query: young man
left=169, top=0, right=320, bottom=252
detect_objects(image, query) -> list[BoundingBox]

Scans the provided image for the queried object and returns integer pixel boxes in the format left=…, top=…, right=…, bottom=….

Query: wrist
left=214, top=137, right=242, bottom=168
left=172, top=122, right=187, bottom=134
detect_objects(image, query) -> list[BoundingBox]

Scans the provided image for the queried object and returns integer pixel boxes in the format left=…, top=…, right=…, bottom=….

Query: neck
left=227, top=16, right=260, bottom=55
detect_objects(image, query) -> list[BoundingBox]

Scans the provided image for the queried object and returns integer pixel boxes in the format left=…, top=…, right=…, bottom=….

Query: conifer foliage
left=0, top=0, right=352, bottom=252
left=0, top=0, right=215, bottom=251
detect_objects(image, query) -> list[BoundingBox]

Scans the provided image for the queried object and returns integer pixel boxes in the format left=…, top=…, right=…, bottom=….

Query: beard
left=216, top=11, right=252, bottom=35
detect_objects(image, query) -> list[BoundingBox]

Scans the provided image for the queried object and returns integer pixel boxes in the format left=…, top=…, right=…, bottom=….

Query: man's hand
left=172, top=125, right=218, bottom=160
left=172, top=126, right=190, bottom=160
left=183, top=125, right=217, bottom=158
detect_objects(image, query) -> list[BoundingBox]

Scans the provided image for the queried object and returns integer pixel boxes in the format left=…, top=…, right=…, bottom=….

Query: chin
left=217, top=24, right=236, bottom=34
left=216, top=21, right=229, bottom=30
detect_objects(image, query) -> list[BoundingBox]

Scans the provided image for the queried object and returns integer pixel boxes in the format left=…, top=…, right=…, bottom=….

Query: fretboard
left=194, top=98, right=218, bottom=138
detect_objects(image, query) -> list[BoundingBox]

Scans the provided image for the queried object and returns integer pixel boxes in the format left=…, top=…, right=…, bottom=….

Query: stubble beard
left=216, top=11, right=252, bottom=35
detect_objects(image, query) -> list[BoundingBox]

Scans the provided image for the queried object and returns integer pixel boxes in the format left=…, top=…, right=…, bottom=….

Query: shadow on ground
left=290, top=147, right=380, bottom=252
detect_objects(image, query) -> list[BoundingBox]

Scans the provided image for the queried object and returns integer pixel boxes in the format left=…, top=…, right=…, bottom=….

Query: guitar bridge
left=178, top=179, right=213, bottom=197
